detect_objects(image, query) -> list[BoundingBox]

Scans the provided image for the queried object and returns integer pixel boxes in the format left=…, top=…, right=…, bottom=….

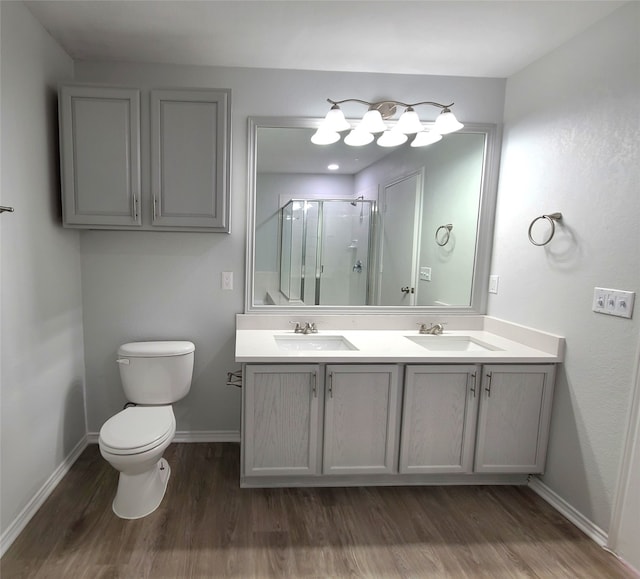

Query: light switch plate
left=489, top=275, right=499, bottom=294
left=592, top=287, right=635, bottom=318
left=420, top=267, right=431, bottom=281
left=221, top=271, right=233, bottom=290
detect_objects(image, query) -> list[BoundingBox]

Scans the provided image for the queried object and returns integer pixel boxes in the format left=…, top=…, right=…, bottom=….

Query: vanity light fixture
left=312, top=98, right=464, bottom=148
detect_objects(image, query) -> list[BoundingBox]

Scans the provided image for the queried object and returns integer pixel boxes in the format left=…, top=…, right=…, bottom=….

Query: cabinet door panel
left=475, top=364, right=555, bottom=473
left=244, top=365, right=320, bottom=476
left=400, top=365, right=479, bottom=474
left=323, top=365, right=400, bottom=475
left=59, top=86, right=140, bottom=227
left=151, top=89, right=230, bottom=230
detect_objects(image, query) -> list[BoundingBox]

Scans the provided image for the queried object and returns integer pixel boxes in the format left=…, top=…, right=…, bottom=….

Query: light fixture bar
left=327, top=98, right=455, bottom=112
left=313, top=98, right=464, bottom=148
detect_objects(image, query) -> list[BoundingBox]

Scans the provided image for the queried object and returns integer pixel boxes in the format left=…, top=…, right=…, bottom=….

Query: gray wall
left=74, top=62, right=505, bottom=435
left=489, top=2, right=640, bottom=533
left=0, top=2, right=85, bottom=539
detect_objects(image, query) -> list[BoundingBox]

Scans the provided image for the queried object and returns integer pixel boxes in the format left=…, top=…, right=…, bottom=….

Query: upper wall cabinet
left=58, top=85, right=231, bottom=232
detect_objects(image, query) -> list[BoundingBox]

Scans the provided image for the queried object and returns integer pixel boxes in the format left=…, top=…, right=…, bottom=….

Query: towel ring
left=528, top=212, right=562, bottom=246
left=435, top=224, right=453, bottom=246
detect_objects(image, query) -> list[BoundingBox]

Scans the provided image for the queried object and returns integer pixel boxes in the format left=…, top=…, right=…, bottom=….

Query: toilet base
left=112, top=458, right=171, bottom=519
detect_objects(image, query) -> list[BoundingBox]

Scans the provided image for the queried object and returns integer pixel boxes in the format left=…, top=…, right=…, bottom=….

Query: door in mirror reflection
left=378, top=170, right=423, bottom=306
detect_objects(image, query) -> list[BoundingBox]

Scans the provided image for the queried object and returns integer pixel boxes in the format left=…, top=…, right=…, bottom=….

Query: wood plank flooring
left=2, top=443, right=635, bottom=578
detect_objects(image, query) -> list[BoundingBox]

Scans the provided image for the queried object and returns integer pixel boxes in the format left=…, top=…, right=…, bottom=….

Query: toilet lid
left=99, top=406, right=175, bottom=454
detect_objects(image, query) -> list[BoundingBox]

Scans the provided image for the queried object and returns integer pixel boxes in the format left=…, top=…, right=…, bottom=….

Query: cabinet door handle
left=470, top=372, right=477, bottom=397
left=485, top=372, right=492, bottom=397
left=133, top=195, right=139, bottom=220
left=153, top=196, right=157, bottom=220
left=328, top=372, right=333, bottom=398
left=311, top=372, right=317, bottom=398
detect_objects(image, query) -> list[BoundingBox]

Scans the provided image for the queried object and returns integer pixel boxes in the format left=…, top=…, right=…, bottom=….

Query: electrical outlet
left=221, top=271, right=233, bottom=290
left=593, top=287, right=635, bottom=319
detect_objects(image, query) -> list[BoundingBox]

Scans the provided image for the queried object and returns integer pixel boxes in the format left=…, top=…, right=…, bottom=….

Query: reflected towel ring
left=435, top=224, right=453, bottom=246
left=528, top=212, right=563, bottom=246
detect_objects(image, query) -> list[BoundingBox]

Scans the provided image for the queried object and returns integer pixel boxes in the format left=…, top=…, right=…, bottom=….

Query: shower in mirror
left=278, top=198, right=375, bottom=306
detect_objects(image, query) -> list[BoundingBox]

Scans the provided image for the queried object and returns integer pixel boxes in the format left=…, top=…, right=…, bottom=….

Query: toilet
left=98, top=340, right=195, bottom=519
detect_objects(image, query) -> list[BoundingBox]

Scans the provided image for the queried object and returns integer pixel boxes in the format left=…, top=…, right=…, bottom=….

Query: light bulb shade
left=376, top=130, right=408, bottom=147
left=344, top=129, right=374, bottom=147
left=395, top=107, right=424, bottom=134
left=322, top=105, right=351, bottom=132
left=311, top=128, right=340, bottom=145
left=359, top=109, right=387, bottom=133
left=410, top=130, right=443, bottom=147
left=434, top=109, right=464, bottom=134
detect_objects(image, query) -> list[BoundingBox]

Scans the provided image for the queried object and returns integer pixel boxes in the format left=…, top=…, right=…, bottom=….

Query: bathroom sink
left=275, top=335, right=358, bottom=351
left=405, top=335, right=502, bottom=352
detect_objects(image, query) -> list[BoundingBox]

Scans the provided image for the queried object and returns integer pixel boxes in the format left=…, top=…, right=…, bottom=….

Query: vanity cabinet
left=323, top=365, right=401, bottom=475
left=58, top=85, right=231, bottom=232
left=474, top=364, right=556, bottom=473
left=241, top=361, right=557, bottom=485
left=400, top=365, right=480, bottom=474
left=243, top=364, right=321, bottom=476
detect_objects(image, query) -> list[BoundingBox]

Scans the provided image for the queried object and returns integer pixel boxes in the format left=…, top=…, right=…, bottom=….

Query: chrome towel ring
left=528, top=212, right=562, bottom=246
left=435, top=224, right=453, bottom=246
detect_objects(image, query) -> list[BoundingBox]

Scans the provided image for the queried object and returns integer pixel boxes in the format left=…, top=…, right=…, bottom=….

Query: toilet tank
left=117, top=341, right=195, bottom=404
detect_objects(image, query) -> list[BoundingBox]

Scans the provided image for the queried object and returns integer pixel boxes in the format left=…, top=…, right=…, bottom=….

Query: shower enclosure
left=279, top=198, right=375, bottom=306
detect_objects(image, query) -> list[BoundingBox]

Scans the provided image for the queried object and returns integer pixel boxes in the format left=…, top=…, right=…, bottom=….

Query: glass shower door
left=318, top=200, right=373, bottom=306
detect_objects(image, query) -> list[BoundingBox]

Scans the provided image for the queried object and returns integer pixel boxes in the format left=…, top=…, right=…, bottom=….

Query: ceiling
left=25, top=0, right=625, bottom=78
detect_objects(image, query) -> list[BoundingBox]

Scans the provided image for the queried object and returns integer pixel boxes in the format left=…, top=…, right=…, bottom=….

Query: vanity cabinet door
left=400, top=365, right=480, bottom=474
left=59, top=85, right=141, bottom=228
left=323, top=365, right=401, bottom=475
left=150, top=89, right=230, bottom=231
left=474, top=364, right=556, bottom=474
left=244, top=365, right=321, bottom=476
left=243, top=364, right=322, bottom=476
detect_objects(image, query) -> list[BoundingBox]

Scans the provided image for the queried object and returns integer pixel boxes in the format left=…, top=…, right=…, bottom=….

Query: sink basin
left=405, top=335, right=502, bottom=352
left=275, top=335, right=358, bottom=351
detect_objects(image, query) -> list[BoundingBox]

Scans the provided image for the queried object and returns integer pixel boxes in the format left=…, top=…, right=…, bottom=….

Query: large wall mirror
left=246, top=117, right=501, bottom=313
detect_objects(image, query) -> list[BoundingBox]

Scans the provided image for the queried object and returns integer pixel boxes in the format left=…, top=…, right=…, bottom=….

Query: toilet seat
left=99, top=406, right=175, bottom=455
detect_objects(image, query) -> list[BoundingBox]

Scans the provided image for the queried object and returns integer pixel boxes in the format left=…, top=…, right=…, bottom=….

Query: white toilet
left=98, top=340, right=195, bottom=519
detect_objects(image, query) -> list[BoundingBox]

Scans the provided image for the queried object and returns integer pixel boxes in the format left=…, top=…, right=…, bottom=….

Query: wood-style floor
left=2, top=443, right=635, bottom=578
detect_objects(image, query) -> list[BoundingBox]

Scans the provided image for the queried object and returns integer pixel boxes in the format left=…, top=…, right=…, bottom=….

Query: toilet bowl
left=100, top=405, right=177, bottom=519
left=98, top=341, right=194, bottom=519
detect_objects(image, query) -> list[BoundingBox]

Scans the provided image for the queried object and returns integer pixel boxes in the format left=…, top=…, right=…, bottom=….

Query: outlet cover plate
left=592, top=287, right=635, bottom=319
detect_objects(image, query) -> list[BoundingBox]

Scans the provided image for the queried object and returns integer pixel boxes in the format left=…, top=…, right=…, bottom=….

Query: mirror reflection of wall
left=252, top=123, right=493, bottom=310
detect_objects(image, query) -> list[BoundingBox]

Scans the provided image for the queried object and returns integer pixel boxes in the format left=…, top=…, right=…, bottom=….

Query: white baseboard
left=0, top=436, right=88, bottom=558
left=528, top=476, right=608, bottom=547
left=174, top=430, right=240, bottom=443
left=86, top=430, right=240, bottom=444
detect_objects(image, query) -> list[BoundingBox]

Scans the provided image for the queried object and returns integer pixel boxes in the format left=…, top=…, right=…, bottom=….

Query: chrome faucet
left=418, top=322, right=446, bottom=335
left=290, top=321, right=318, bottom=334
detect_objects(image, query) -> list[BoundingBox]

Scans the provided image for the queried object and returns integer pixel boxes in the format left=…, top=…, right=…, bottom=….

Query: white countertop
left=235, top=320, right=564, bottom=364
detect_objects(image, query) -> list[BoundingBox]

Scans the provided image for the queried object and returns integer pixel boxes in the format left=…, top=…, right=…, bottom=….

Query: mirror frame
left=246, top=116, right=501, bottom=314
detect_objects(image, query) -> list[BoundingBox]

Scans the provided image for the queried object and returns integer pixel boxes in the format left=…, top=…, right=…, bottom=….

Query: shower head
left=350, top=195, right=364, bottom=206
